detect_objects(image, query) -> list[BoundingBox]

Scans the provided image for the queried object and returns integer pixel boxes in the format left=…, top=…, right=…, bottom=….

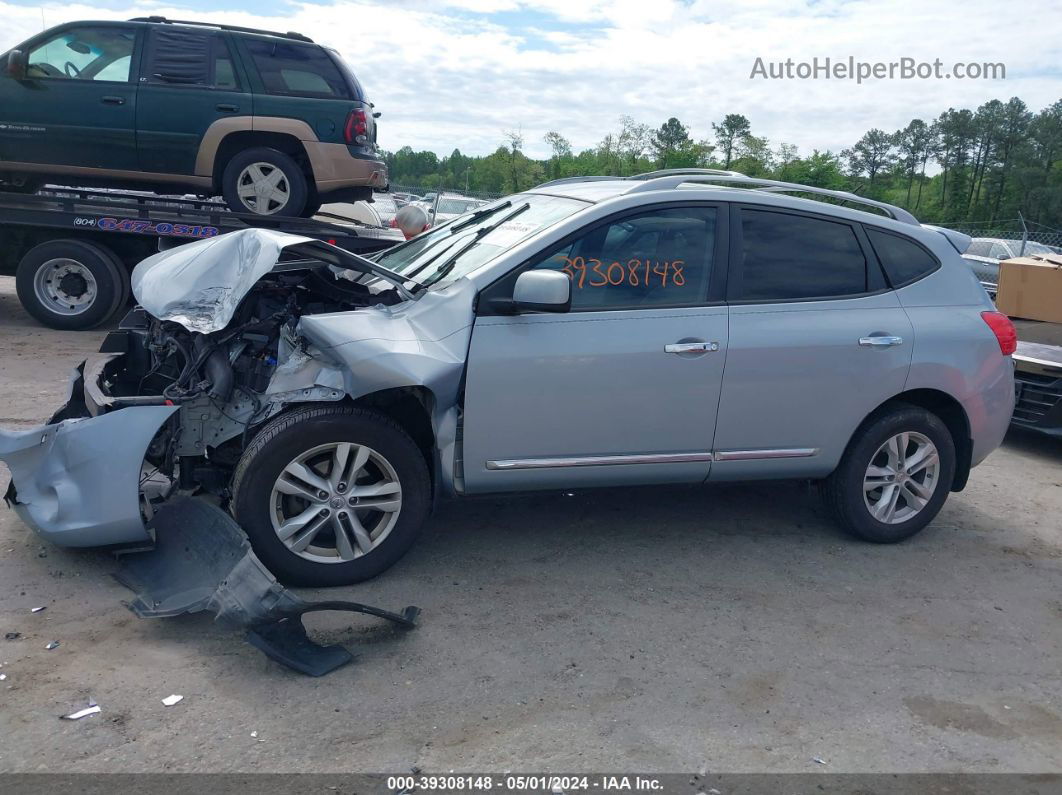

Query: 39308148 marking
left=560, top=256, right=685, bottom=289
left=86, top=217, right=220, bottom=239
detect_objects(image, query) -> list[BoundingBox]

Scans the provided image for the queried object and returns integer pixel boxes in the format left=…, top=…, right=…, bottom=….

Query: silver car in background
left=0, top=170, right=1016, bottom=586
left=963, top=237, right=1055, bottom=297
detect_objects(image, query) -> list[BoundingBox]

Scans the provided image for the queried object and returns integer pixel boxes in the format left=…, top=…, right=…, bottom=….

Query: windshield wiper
left=421, top=202, right=531, bottom=289
left=449, top=200, right=511, bottom=232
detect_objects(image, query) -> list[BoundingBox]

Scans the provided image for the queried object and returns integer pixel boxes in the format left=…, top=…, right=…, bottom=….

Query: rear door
left=461, top=203, right=730, bottom=493
left=0, top=24, right=140, bottom=169
left=711, top=205, right=913, bottom=480
left=136, top=27, right=251, bottom=176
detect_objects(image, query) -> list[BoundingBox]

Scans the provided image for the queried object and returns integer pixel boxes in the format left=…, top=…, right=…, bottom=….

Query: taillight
left=981, top=311, right=1017, bottom=355
left=343, top=109, right=369, bottom=145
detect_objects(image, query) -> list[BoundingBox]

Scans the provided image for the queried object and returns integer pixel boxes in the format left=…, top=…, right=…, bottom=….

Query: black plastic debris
left=115, top=497, right=419, bottom=676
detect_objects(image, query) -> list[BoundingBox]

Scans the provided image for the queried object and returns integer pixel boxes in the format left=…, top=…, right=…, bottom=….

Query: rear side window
left=865, top=228, right=939, bottom=287
left=244, top=39, right=349, bottom=98
left=145, top=28, right=239, bottom=89
left=735, top=209, right=867, bottom=301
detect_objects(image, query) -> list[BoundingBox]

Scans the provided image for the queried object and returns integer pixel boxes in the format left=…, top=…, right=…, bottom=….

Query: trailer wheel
left=16, top=239, right=126, bottom=330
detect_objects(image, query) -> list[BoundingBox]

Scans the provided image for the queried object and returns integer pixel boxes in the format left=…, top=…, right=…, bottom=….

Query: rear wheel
left=231, top=404, right=431, bottom=585
left=823, top=404, right=955, bottom=543
left=221, top=147, right=308, bottom=217
left=15, top=239, right=125, bottom=330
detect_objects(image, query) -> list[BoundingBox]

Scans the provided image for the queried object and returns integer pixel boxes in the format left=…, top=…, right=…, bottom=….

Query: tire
left=221, top=147, right=308, bottom=217
left=823, top=403, right=956, bottom=543
left=15, top=239, right=125, bottom=330
left=231, top=404, right=431, bottom=586
left=298, top=193, right=323, bottom=219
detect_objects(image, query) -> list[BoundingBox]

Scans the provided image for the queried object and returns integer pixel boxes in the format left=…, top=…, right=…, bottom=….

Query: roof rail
left=129, top=16, right=314, bottom=43
left=625, top=173, right=919, bottom=225
left=534, top=176, right=628, bottom=189
left=626, top=168, right=747, bottom=181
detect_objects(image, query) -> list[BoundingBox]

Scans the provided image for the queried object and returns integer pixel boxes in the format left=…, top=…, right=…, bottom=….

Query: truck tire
left=231, top=404, right=431, bottom=586
left=15, top=239, right=126, bottom=330
left=822, top=404, right=955, bottom=543
left=221, top=147, right=309, bottom=217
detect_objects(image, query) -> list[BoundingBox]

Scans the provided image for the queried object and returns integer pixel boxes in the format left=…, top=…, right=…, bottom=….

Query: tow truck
left=0, top=186, right=402, bottom=330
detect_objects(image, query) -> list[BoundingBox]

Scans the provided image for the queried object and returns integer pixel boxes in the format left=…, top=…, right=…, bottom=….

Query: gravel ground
left=0, top=275, right=1060, bottom=774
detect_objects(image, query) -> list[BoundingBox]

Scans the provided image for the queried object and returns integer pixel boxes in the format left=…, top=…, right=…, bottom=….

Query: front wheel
left=822, top=404, right=956, bottom=543
left=230, top=405, right=431, bottom=585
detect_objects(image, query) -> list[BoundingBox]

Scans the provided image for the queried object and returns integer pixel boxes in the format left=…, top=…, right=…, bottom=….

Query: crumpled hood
left=131, top=228, right=410, bottom=334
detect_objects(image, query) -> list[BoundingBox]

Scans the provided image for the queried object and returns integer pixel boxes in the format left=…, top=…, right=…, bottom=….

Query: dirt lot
left=0, top=275, right=1061, bottom=774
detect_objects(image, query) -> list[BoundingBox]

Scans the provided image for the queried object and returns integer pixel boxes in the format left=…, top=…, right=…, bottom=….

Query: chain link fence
left=938, top=219, right=1062, bottom=252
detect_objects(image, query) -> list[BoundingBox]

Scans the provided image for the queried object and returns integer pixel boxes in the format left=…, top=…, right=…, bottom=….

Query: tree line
left=382, top=97, right=1062, bottom=229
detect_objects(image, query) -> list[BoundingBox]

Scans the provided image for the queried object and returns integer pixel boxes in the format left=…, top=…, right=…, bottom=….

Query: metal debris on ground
left=61, top=704, right=101, bottom=720
left=44, top=641, right=59, bottom=650
left=4, top=632, right=20, bottom=641
left=812, top=757, right=827, bottom=765
left=161, top=694, right=183, bottom=706
left=30, top=606, right=46, bottom=613
left=116, top=498, right=420, bottom=677
left=0, top=673, right=7, bottom=681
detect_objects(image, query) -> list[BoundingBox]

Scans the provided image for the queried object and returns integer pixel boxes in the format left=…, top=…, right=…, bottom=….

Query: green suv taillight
left=343, top=109, right=369, bottom=145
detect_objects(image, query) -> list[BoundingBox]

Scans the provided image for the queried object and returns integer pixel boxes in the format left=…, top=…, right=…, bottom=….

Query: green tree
left=712, top=114, right=752, bottom=168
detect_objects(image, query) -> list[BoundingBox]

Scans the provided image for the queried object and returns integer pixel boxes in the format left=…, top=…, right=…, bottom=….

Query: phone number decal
left=86, top=216, right=219, bottom=239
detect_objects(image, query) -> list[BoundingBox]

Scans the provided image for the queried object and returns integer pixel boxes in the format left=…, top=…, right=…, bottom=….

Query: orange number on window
left=671, top=260, right=685, bottom=286
left=588, top=258, right=608, bottom=286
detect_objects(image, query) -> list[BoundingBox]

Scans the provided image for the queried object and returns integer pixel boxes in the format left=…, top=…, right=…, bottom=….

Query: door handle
left=101, top=95, right=125, bottom=105
left=858, top=335, right=904, bottom=347
left=665, top=341, right=719, bottom=354
left=216, top=103, right=239, bottom=112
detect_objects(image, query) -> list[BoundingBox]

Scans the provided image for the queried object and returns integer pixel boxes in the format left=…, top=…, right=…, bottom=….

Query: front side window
left=244, top=40, right=349, bottom=98
left=26, top=26, right=136, bottom=82
left=866, top=228, right=939, bottom=287
left=528, top=206, right=717, bottom=310
left=735, top=209, right=867, bottom=301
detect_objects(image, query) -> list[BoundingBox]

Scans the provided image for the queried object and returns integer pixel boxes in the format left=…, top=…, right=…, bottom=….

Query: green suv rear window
left=244, top=39, right=349, bottom=98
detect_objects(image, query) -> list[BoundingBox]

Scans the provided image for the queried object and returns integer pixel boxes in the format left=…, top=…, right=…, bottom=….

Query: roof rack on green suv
left=129, top=16, right=314, bottom=43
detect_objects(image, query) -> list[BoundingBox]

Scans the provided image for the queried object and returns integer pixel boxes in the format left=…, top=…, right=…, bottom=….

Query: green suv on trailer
left=0, top=17, right=387, bottom=217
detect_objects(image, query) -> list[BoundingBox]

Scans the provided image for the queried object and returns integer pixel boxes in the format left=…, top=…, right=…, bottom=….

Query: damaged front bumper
left=0, top=364, right=177, bottom=547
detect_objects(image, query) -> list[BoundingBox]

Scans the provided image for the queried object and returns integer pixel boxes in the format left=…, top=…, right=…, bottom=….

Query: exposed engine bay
left=94, top=261, right=399, bottom=511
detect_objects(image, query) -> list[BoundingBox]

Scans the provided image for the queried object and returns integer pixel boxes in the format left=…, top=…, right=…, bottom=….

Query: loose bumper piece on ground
left=115, top=497, right=420, bottom=676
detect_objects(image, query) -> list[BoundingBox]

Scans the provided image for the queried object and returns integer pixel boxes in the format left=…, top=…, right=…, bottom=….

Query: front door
left=0, top=24, right=140, bottom=169
left=711, top=205, right=914, bottom=480
left=462, top=204, right=730, bottom=493
left=136, top=28, right=252, bottom=176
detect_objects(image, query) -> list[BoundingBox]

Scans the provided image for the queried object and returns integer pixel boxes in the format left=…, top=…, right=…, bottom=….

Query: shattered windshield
left=373, top=193, right=588, bottom=289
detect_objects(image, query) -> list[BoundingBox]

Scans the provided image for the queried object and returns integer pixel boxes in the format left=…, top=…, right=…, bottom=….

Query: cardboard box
left=995, top=254, right=1062, bottom=324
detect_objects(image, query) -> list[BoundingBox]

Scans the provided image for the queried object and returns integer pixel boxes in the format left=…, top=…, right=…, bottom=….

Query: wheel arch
left=859, top=389, right=973, bottom=492
left=351, top=387, right=437, bottom=478
left=210, top=131, right=314, bottom=192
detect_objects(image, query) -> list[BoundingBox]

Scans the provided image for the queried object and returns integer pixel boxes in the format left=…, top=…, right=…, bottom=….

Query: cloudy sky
left=2, top=0, right=1059, bottom=159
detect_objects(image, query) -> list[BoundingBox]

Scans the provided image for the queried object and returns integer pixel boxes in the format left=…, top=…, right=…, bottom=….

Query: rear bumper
left=0, top=365, right=177, bottom=547
left=304, top=142, right=388, bottom=194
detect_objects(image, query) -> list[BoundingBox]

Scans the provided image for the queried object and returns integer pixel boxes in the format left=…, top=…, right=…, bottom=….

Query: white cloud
left=1, top=0, right=1059, bottom=161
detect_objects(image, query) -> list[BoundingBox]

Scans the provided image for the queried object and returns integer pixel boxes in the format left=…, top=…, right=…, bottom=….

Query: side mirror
left=512, top=270, right=571, bottom=313
left=5, top=50, right=27, bottom=80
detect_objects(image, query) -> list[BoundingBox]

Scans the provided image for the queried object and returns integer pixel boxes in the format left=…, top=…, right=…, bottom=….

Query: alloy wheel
left=863, top=431, right=940, bottom=524
left=236, top=162, right=291, bottom=215
left=269, top=442, right=403, bottom=563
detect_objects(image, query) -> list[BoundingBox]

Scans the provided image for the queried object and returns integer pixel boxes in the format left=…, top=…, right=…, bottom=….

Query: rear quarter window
left=865, top=228, right=939, bottom=287
left=244, top=39, right=349, bottom=98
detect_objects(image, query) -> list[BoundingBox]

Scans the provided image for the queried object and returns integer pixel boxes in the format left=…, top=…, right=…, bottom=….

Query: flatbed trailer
left=1012, top=319, right=1062, bottom=437
left=0, top=187, right=402, bottom=330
